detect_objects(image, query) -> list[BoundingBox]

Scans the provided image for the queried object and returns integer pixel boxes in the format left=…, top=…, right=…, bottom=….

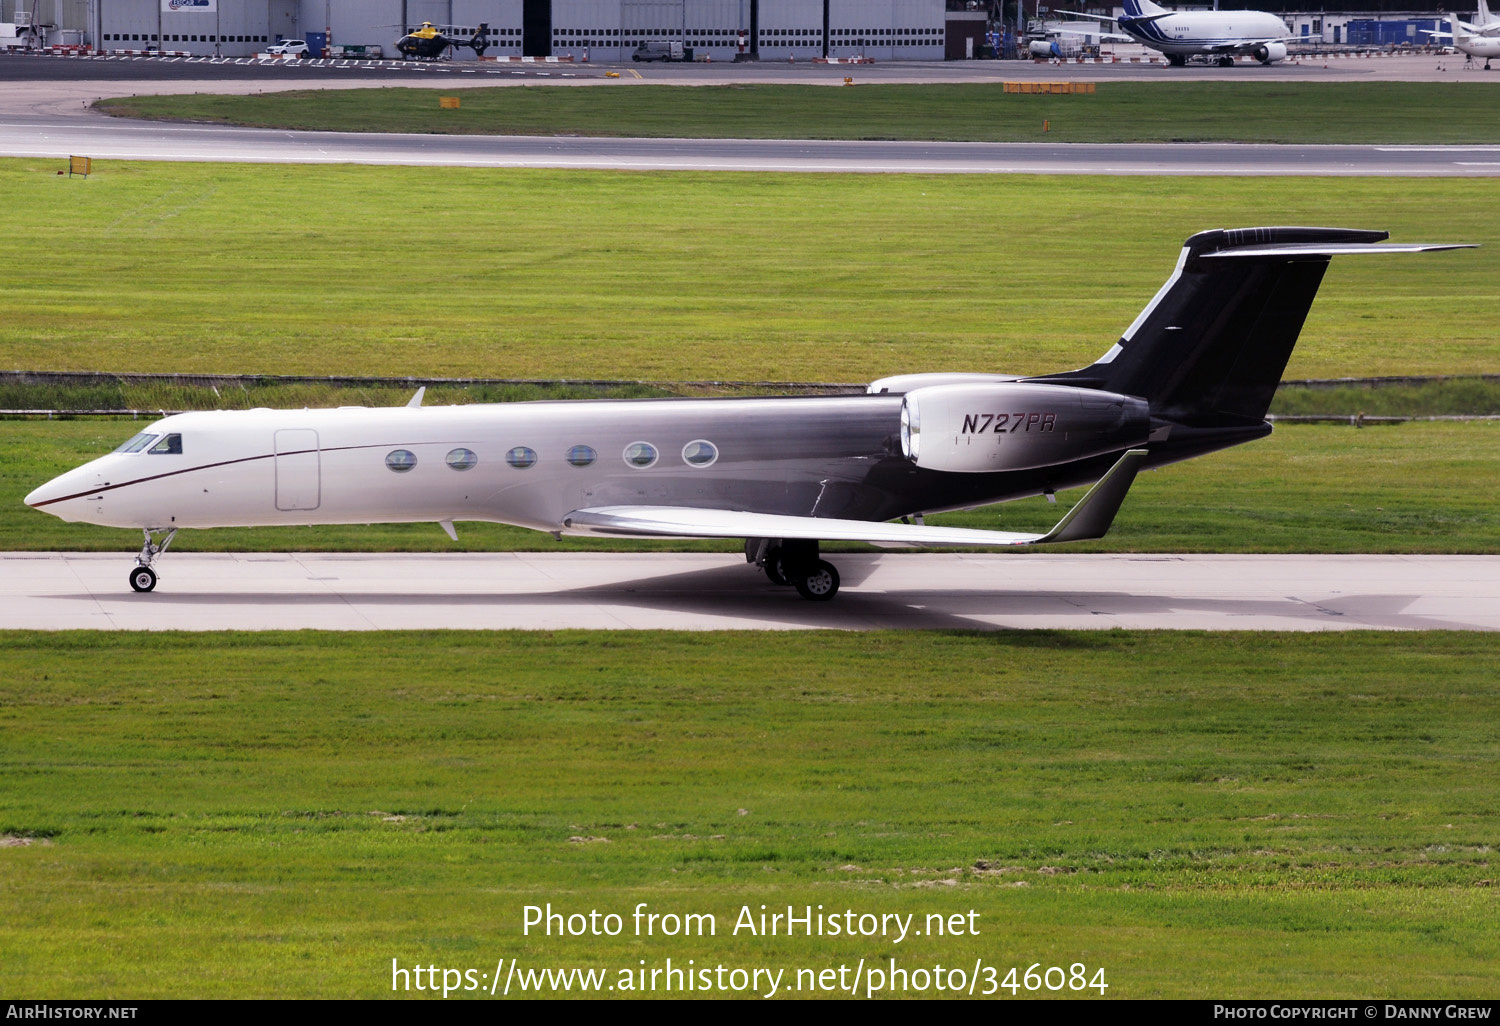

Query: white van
left=632, top=40, right=684, bottom=61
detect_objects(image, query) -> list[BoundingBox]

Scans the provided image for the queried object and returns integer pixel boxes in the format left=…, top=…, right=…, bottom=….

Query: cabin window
left=386, top=449, right=417, bottom=473
left=682, top=439, right=718, bottom=467
left=446, top=448, right=478, bottom=471
left=566, top=445, right=597, bottom=467
left=114, top=432, right=158, bottom=453
left=506, top=446, right=538, bottom=469
left=623, top=442, right=658, bottom=468
left=148, top=433, right=182, bottom=455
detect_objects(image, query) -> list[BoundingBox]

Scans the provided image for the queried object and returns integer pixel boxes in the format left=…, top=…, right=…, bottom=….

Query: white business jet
left=25, top=228, right=1467, bottom=602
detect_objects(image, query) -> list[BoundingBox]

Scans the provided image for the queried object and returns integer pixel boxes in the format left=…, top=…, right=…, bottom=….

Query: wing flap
left=562, top=450, right=1148, bottom=549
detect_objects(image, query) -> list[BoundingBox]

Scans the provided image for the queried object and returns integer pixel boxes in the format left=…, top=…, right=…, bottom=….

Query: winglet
left=1034, top=449, right=1148, bottom=544
left=407, top=386, right=425, bottom=408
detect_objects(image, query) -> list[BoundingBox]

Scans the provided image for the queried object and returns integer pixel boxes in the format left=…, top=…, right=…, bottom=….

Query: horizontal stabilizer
left=562, top=449, right=1148, bottom=548
left=1204, top=242, right=1474, bottom=259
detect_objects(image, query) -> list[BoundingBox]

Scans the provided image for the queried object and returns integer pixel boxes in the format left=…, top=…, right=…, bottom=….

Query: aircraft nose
left=24, top=464, right=100, bottom=514
left=24, top=475, right=70, bottom=510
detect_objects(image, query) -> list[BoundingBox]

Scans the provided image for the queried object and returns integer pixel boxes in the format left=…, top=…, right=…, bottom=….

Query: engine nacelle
left=900, top=382, right=1150, bottom=473
left=1255, top=41, right=1287, bottom=64
left=867, top=372, right=1022, bottom=395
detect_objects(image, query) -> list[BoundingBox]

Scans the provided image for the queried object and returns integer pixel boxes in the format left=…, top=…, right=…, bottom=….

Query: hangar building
left=0, top=1, right=954, bottom=61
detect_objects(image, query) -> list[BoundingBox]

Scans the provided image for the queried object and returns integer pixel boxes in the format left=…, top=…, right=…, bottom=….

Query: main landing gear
left=129, top=527, right=176, bottom=593
left=748, top=539, right=841, bottom=601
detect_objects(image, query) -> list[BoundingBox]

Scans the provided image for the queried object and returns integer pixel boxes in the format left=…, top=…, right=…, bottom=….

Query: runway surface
left=4, top=112, right=1496, bottom=174
left=7, top=552, right=1498, bottom=631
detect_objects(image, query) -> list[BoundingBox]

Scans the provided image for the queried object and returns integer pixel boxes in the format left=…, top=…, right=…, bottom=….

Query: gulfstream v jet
left=25, top=228, right=1466, bottom=601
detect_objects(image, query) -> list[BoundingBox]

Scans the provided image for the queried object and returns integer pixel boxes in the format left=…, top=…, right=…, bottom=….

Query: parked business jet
left=25, top=228, right=1466, bottom=601
left=1079, top=0, right=1298, bottom=66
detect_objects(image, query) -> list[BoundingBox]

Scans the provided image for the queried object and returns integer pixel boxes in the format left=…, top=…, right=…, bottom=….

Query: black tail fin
left=470, top=23, right=489, bottom=56
left=1029, top=227, right=1390, bottom=427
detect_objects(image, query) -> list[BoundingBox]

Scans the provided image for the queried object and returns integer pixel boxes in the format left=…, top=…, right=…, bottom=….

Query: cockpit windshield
left=114, top=432, right=158, bottom=454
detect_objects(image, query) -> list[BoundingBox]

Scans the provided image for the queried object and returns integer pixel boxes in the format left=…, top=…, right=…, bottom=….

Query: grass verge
left=95, top=82, right=1500, bottom=144
left=2, top=630, right=1495, bottom=997
left=2, top=159, right=1495, bottom=381
left=6, top=374, right=1500, bottom=417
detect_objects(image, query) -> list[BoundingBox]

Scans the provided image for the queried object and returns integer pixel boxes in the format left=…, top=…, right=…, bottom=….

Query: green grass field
left=95, top=82, right=1500, bottom=144
left=2, top=159, right=1495, bottom=382
left=7, top=94, right=1499, bottom=1002
left=5, top=419, right=1498, bottom=554
left=2, top=631, right=1496, bottom=998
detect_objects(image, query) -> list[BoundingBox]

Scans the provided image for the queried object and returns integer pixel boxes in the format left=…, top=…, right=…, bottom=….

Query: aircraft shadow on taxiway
left=40, top=556, right=1474, bottom=631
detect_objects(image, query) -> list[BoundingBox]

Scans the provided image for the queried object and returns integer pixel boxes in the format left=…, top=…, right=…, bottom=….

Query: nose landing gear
left=129, top=527, right=176, bottom=593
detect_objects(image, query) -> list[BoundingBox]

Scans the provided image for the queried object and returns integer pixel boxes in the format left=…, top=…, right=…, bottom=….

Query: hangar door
left=274, top=430, right=321, bottom=512
left=624, top=0, right=684, bottom=43
left=523, top=0, right=551, bottom=55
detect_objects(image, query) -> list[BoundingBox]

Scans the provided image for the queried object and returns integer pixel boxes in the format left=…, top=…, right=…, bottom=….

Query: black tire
left=129, top=565, right=157, bottom=593
left=793, top=559, right=840, bottom=602
left=765, top=552, right=789, bottom=586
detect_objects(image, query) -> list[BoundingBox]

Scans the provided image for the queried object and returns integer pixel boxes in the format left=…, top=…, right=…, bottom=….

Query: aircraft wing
left=1053, top=28, right=1135, bottom=42
left=1209, top=37, right=1287, bottom=54
left=562, top=449, right=1148, bottom=548
left=1071, top=10, right=1170, bottom=24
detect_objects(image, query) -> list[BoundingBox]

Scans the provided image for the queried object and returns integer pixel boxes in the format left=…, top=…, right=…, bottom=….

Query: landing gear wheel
left=129, top=566, right=157, bottom=593
left=793, top=559, right=840, bottom=602
left=765, top=554, right=789, bottom=586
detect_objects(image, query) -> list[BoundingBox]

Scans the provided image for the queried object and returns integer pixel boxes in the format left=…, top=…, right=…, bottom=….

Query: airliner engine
left=899, top=383, right=1150, bottom=473
left=1254, top=41, right=1287, bottom=63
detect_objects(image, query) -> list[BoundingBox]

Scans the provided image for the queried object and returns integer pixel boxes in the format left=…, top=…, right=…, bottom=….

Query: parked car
left=632, top=39, right=683, bottom=61
left=266, top=39, right=310, bottom=57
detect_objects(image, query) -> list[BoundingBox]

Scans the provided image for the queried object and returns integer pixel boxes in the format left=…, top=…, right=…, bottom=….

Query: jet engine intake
left=1255, top=41, right=1287, bottom=63
left=899, top=382, right=1150, bottom=473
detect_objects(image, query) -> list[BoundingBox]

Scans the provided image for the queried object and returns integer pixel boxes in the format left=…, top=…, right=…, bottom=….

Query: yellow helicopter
left=395, top=21, right=490, bottom=60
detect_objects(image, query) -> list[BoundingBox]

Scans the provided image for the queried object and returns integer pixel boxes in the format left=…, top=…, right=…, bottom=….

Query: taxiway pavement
left=3, top=113, right=1494, bottom=174
left=6, top=552, right=1497, bottom=631
left=2, top=52, right=1496, bottom=175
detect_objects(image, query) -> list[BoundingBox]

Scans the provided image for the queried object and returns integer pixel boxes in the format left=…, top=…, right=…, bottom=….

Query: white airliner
left=1432, top=13, right=1500, bottom=68
left=1456, top=0, right=1500, bottom=36
left=1080, top=0, right=1297, bottom=66
left=24, top=228, right=1467, bottom=602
